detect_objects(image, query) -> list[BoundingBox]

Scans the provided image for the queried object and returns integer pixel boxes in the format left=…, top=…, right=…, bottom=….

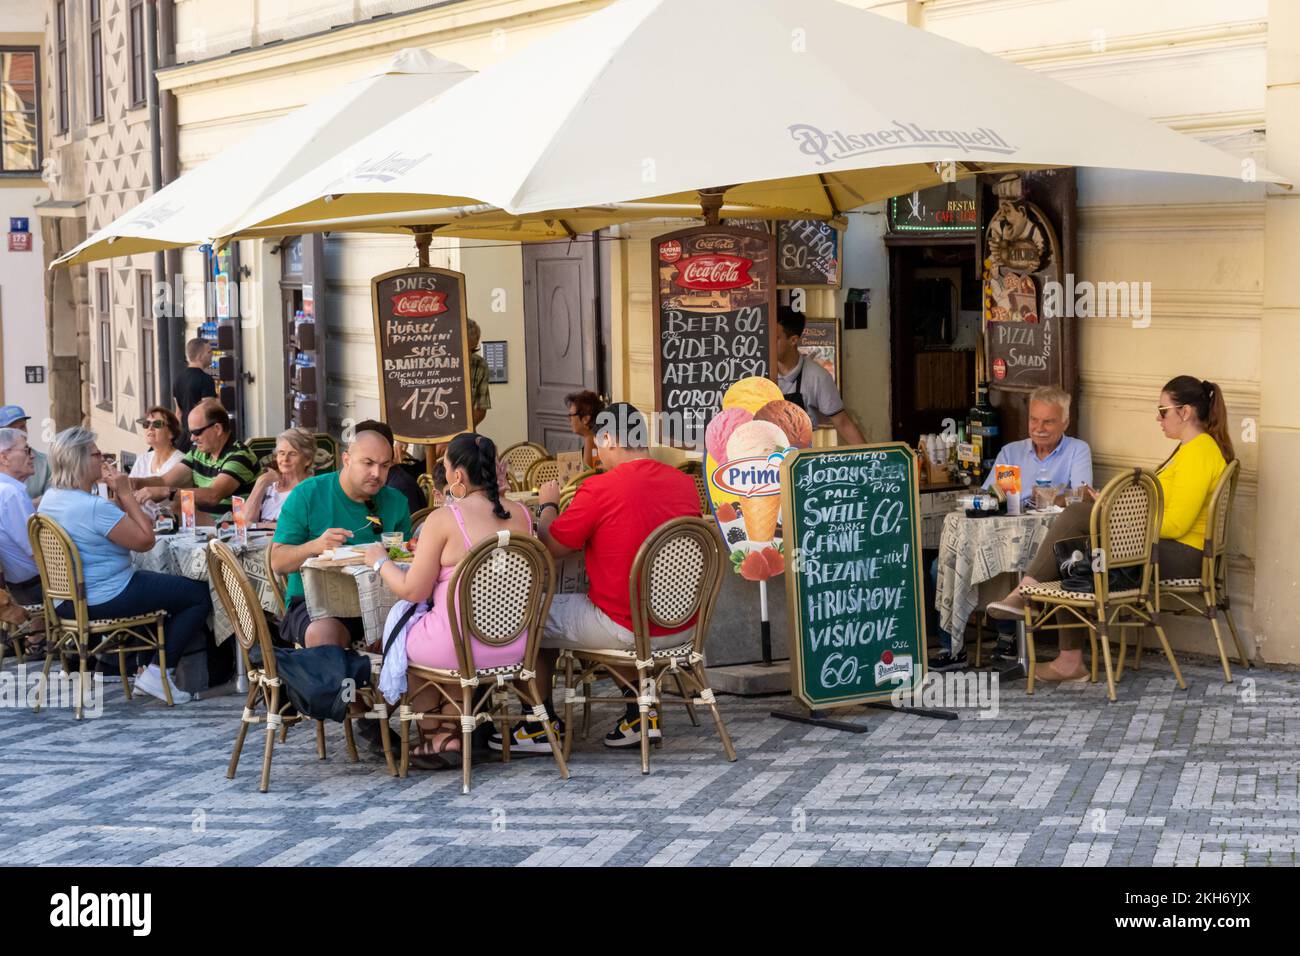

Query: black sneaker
left=489, top=717, right=563, bottom=754
left=993, top=636, right=1019, bottom=660
left=928, top=649, right=967, bottom=672
left=604, top=711, right=661, bottom=748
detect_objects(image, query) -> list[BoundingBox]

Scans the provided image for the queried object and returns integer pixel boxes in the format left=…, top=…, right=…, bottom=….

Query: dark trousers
left=8, top=576, right=42, bottom=606
left=59, top=570, right=212, bottom=667
left=1025, top=502, right=1201, bottom=650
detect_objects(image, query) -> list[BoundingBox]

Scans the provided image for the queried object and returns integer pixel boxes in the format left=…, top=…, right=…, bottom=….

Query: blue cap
left=0, top=405, right=29, bottom=427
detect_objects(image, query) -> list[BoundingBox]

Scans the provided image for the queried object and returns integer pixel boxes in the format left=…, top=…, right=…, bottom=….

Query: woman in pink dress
left=364, top=433, right=533, bottom=761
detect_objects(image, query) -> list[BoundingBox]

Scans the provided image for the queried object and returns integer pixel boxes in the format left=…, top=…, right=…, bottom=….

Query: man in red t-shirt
left=489, top=403, right=702, bottom=755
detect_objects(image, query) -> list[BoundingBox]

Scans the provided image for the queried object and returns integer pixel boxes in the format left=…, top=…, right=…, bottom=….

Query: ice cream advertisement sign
left=705, top=376, right=813, bottom=582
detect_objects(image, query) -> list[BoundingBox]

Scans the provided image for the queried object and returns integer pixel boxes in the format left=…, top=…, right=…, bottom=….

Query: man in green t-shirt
left=132, top=401, right=257, bottom=516
left=271, top=422, right=412, bottom=648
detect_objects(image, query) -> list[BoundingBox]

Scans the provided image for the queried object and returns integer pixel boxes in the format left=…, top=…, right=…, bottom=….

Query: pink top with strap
left=404, top=499, right=532, bottom=672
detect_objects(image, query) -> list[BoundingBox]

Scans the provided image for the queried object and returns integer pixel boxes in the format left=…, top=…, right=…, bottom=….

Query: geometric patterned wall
left=44, top=0, right=156, bottom=439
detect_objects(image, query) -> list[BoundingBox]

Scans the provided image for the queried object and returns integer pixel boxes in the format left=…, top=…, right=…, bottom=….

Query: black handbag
left=247, top=643, right=372, bottom=722
left=1054, top=535, right=1142, bottom=593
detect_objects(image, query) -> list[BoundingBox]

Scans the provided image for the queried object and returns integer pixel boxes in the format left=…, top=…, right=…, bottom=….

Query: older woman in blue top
left=37, top=427, right=211, bottom=704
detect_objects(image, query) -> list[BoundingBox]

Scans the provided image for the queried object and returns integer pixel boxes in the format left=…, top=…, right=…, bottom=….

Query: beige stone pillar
left=1253, top=0, right=1300, bottom=664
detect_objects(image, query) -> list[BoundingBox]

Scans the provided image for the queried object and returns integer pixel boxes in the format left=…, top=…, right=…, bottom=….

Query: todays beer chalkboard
left=371, top=267, right=473, bottom=444
left=781, top=443, right=926, bottom=709
left=776, top=220, right=841, bottom=288
left=653, top=225, right=776, bottom=448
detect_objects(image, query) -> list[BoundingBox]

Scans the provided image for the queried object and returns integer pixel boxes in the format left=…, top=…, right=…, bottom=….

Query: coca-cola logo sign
left=390, top=290, right=447, bottom=317
left=674, top=254, right=753, bottom=292
left=660, top=239, right=682, bottom=263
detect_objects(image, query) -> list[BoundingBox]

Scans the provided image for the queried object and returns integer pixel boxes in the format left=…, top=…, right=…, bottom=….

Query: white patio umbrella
left=51, top=49, right=476, bottom=267
left=227, top=0, right=1287, bottom=239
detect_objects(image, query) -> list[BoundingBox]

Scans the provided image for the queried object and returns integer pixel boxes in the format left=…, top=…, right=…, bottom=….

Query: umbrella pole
left=410, top=227, right=437, bottom=481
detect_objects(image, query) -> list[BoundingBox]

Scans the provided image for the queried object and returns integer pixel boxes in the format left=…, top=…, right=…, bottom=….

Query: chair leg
left=1115, top=627, right=1128, bottom=682
left=32, top=647, right=56, bottom=713
left=315, top=721, right=327, bottom=760
left=582, top=677, right=592, bottom=740
left=399, top=702, right=411, bottom=778
left=1024, top=609, right=1037, bottom=696
left=1097, top=624, right=1117, bottom=703
left=973, top=614, right=982, bottom=668
left=1149, top=613, right=1186, bottom=690
left=1223, top=606, right=1250, bottom=668
left=117, top=649, right=130, bottom=698
left=638, top=672, right=652, bottom=775
left=260, top=722, right=277, bottom=793
left=1208, top=609, right=1233, bottom=685
left=673, top=670, right=699, bottom=727
left=343, top=717, right=360, bottom=762
left=158, top=623, right=175, bottom=706
left=75, top=647, right=88, bottom=720
left=227, top=684, right=258, bottom=779
left=377, top=707, right=397, bottom=777
left=524, top=679, right=569, bottom=780
left=692, top=663, right=736, bottom=761
left=461, top=687, right=474, bottom=795
left=561, top=653, right=576, bottom=761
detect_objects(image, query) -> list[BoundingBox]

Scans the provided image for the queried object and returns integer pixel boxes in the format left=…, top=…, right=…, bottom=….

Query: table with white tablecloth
left=934, top=511, right=1057, bottom=655
left=132, top=532, right=280, bottom=644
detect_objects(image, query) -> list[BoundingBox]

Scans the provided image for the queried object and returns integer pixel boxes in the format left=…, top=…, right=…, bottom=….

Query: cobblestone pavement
left=2, top=659, right=1298, bottom=867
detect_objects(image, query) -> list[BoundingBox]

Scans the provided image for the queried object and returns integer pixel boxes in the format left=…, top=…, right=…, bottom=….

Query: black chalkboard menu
left=653, top=225, right=776, bottom=448
left=370, top=266, right=473, bottom=444
left=781, top=443, right=926, bottom=709
left=776, top=220, right=841, bottom=288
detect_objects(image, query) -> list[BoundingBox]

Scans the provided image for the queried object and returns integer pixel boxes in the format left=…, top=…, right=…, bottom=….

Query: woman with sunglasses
left=566, top=390, right=605, bottom=470
left=129, top=407, right=185, bottom=520
left=986, top=375, right=1233, bottom=682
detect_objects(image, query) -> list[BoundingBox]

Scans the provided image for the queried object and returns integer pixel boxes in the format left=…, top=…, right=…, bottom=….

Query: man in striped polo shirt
left=132, top=401, right=257, bottom=517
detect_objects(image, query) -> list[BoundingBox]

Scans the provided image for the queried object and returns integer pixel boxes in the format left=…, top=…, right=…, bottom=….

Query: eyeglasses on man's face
left=190, top=421, right=218, bottom=438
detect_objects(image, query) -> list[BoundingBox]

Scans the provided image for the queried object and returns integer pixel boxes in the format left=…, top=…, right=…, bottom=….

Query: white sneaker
left=133, top=665, right=192, bottom=704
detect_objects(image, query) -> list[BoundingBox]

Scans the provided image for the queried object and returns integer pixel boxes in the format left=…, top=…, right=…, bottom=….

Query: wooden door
left=522, top=239, right=603, bottom=452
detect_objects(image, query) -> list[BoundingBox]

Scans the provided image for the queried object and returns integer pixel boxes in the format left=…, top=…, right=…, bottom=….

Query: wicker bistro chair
left=207, top=540, right=396, bottom=791
left=559, top=517, right=735, bottom=774
left=1147, top=459, right=1250, bottom=683
left=27, top=513, right=172, bottom=718
left=524, top=457, right=560, bottom=491
left=500, top=442, right=550, bottom=493
left=396, top=532, right=568, bottom=793
left=409, top=507, right=434, bottom=538
left=1020, top=469, right=1186, bottom=702
left=0, top=592, right=44, bottom=670
left=676, top=460, right=709, bottom=515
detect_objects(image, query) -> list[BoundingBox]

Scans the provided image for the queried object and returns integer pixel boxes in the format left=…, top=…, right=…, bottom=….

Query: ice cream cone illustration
left=740, top=494, right=781, bottom=545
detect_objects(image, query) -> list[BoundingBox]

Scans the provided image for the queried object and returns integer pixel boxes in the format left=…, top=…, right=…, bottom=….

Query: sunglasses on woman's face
left=141, top=419, right=168, bottom=430
left=1156, top=404, right=1185, bottom=420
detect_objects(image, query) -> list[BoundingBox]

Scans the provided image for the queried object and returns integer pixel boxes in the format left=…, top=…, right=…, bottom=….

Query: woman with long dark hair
left=987, top=375, right=1233, bottom=681
left=362, top=432, right=535, bottom=762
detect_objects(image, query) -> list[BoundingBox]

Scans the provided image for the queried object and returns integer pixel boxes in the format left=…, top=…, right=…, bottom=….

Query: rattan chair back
left=446, top=532, right=555, bottom=675
left=524, top=457, right=560, bottom=490
left=208, top=539, right=277, bottom=680
left=501, top=442, right=549, bottom=492
left=1090, top=468, right=1162, bottom=601
left=28, top=514, right=87, bottom=631
left=1205, top=459, right=1239, bottom=566
left=629, top=517, right=724, bottom=657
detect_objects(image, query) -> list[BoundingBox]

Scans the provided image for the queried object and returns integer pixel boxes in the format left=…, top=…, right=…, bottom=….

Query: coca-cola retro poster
left=370, top=267, right=473, bottom=443
left=652, top=225, right=777, bottom=448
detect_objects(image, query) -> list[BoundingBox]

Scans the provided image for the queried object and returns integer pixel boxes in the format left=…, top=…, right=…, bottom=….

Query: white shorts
left=541, top=594, right=693, bottom=653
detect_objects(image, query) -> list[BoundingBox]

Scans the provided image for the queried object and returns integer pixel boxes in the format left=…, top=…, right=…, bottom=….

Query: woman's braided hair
left=446, top=432, right=511, bottom=520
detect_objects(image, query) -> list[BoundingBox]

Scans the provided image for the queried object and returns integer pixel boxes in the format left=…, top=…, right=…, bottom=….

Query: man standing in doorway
left=773, top=306, right=864, bottom=445
left=172, top=337, right=216, bottom=450
left=467, top=319, right=491, bottom=429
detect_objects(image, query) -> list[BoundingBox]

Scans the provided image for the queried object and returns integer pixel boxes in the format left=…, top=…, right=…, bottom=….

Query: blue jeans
left=60, top=570, right=212, bottom=667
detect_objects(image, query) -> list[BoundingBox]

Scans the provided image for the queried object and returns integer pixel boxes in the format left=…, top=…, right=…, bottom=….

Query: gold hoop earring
left=450, top=479, right=467, bottom=500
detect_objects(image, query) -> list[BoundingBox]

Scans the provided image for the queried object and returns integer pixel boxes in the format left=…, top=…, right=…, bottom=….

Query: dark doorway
left=887, top=239, right=981, bottom=444
left=522, top=236, right=608, bottom=452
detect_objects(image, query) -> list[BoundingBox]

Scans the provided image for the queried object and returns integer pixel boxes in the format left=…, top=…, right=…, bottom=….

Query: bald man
left=271, top=421, right=412, bottom=649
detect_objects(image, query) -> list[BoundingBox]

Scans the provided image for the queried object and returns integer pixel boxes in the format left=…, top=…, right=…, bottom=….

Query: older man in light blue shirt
left=0, top=427, right=41, bottom=604
left=982, top=386, right=1092, bottom=503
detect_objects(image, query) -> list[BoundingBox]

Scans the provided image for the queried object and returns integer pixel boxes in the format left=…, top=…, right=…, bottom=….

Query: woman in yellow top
left=987, top=375, right=1233, bottom=681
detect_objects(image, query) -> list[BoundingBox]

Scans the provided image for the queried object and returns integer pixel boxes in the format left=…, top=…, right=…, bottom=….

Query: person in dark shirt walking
left=172, top=337, right=216, bottom=450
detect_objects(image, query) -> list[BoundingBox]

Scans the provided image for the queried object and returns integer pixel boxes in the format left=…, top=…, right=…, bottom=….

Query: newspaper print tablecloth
left=132, top=533, right=279, bottom=644
left=935, top=511, right=1056, bottom=654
